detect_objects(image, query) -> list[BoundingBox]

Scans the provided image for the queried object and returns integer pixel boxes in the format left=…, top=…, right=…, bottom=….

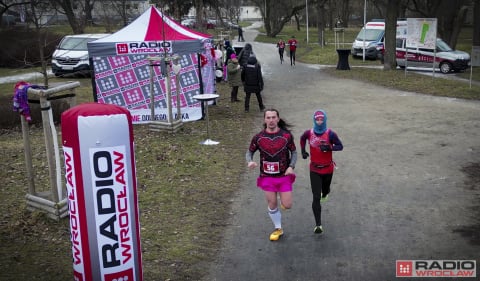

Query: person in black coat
left=238, top=43, right=254, bottom=68
left=224, top=40, right=235, bottom=65
left=238, top=26, right=245, bottom=42
left=241, top=56, right=265, bottom=112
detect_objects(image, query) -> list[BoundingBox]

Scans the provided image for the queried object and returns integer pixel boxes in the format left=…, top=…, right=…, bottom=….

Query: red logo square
left=116, top=43, right=129, bottom=54
left=396, top=260, right=413, bottom=277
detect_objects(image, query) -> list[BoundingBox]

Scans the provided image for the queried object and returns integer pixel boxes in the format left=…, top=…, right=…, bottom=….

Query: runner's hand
left=320, top=144, right=331, bottom=152
left=302, top=151, right=309, bottom=159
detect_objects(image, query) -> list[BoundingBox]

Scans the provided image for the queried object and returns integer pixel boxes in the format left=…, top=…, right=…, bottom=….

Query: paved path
left=204, top=23, right=480, bottom=281
left=0, top=70, right=53, bottom=84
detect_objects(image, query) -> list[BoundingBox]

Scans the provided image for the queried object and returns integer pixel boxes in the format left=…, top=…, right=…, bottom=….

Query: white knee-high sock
left=268, top=207, right=282, bottom=229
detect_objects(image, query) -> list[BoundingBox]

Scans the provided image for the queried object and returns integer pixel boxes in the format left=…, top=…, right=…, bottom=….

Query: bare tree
left=152, top=0, right=193, bottom=21
left=48, top=0, right=96, bottom=33
left=383, top=0, right=399, bottom=70
left=27, top=0, right=50, bottom=86
left=371, top=0, right=387, bottom=18
left=407, top=0, right=469, bottom=48
left=316, top=0, right=329, bottom=45
left=249, top=0, right=305, bottom=37
left=0, top=0, right=31, bottom=27
left=194, top=0, right=205, bottom=32
left=474, top=0, right=480, bottom=46
left=104, top=0, right=132, bottom=27
left=340, top=0, right=351, bottom=27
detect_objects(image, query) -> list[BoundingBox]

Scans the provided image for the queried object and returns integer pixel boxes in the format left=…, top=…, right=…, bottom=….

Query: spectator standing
left=224, top=40, right=235, bottom=65
left=241, top=56, right=265, bottom=112
left=227, top=54, right=242, bottom=102
left=287, top=35, right=298, bottom=66
left=223, top=40, right=235, bottom=81
left=238, top=26, right=245, bottom=42
left=238, top=43, right=254, bottom=67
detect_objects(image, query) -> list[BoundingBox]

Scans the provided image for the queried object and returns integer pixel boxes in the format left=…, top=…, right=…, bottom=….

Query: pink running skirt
left=257, top=174, right=296, bottom=192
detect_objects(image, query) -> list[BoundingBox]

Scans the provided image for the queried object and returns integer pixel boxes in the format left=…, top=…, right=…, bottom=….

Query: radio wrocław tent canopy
left=88, top=6, right=216, bottom=123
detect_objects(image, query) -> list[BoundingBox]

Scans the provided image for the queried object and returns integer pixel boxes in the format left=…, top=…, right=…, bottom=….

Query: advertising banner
left=61, top=103, right=143, bottom=281
left=92, top=52, right=216, bottom=124
left=407, top=18, right=438, bottom=49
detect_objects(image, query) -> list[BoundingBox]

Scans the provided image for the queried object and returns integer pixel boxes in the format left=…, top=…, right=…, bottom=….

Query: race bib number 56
left=263, top=161, right=280, bottom=174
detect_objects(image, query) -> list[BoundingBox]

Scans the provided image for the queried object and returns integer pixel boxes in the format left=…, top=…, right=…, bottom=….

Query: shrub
left=0, top=26, right=62, bottom=68
left=0, top=94, right=69, bottom=129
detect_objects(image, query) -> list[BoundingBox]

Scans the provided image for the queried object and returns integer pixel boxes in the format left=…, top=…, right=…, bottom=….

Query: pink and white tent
left=88, top=6, right=216, bottom=123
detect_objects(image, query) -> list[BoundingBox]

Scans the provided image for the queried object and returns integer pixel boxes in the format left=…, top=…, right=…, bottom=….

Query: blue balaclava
left=313, top=110, right=327, bottom=134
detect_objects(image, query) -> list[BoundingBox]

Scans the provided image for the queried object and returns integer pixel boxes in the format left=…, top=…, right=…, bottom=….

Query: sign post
left=470, top=46, right=480, bottom=88
left=61, top=103, right=143, bottom=281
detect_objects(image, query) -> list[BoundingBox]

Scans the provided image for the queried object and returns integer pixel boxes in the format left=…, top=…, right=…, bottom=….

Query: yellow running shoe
left=269, top=228, right=284, bottom=241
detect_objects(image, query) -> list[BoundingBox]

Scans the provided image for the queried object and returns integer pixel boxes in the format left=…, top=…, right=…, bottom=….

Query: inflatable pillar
left=61, top=102, right=143, bottom=281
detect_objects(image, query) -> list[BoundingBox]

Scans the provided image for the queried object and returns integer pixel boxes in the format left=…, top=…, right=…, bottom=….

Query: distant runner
left=276, top=39, right=286, bottom=64
left=287, top=35, right=298, bottom=66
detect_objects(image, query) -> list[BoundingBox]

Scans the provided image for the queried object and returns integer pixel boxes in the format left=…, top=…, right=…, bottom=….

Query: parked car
left=351, top=20, right=407, bottom=60
left=227, top=21, right=239, bottom=30
left=395, top=37, right=470, bottom=73
left=51, top=33, right=109, bottom=77
left=181, top=19, right=195, bottom=28
left=205, top=19, right=216, bottom=29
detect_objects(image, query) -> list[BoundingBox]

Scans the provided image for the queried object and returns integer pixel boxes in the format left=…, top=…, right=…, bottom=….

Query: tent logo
left=117, top=43, right=129, bottom=54
left=397, top=261, right=413, bottom=276
left=115, top=42, right=173, bottom=55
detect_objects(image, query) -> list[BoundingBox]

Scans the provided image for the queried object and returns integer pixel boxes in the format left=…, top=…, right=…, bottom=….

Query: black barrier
left=336, top=49, right=351, bottom=70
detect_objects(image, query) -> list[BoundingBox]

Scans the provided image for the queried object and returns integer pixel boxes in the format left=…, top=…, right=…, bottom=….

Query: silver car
left=395, top=37, right=470, bottom=74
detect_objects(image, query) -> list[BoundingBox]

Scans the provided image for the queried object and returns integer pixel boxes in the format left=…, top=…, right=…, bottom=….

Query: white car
left=395, top=37, right=470, bottom=74
left=181, top=19, right=195, bottom=28
left=51, top=33, right=109, bottom=77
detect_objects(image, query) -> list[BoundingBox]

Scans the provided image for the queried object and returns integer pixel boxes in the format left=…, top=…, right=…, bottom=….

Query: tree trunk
left=252, top=0, right=306, bottom=37
left=194, top=0, right=205, bottom=33
left=474, top=0, right=480, bottom=46
left=436, top=0, right=469, bottom=48
left=341, top=0, right=350, bottom=27
left=264, top=0, right=271, bottom=35
left=449, top=5, right=468, bottom=48
left=316, top=0, right=327, bottom=46
left=383, top=0, right=398, bottom=71
left=408, top=0, right=468, bottom=50
left=294, top=13, right=301, bottom=31
left=327, top=0, right=333, bottom=31
left=54, top=0, right=84, bottom=34
left=38, top=31, right=49, bottom=87
left=84, top=0, right=95, bottom=26
left=30, top=0, right=49, bottom=87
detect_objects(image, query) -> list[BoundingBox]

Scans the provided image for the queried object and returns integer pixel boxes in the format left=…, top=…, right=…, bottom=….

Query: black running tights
left=310, top=171, right=333, bottom=226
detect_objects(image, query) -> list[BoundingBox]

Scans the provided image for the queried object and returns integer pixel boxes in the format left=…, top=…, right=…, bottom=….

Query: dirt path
left=204, top=25, right=480, bottom=280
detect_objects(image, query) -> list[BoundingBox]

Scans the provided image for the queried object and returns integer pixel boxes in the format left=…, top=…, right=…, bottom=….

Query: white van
left=351, top=20, right=407, bottom=59
left=395, top=37, right=470, bottom=73
left=51, top=34, right=109, bottom=76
